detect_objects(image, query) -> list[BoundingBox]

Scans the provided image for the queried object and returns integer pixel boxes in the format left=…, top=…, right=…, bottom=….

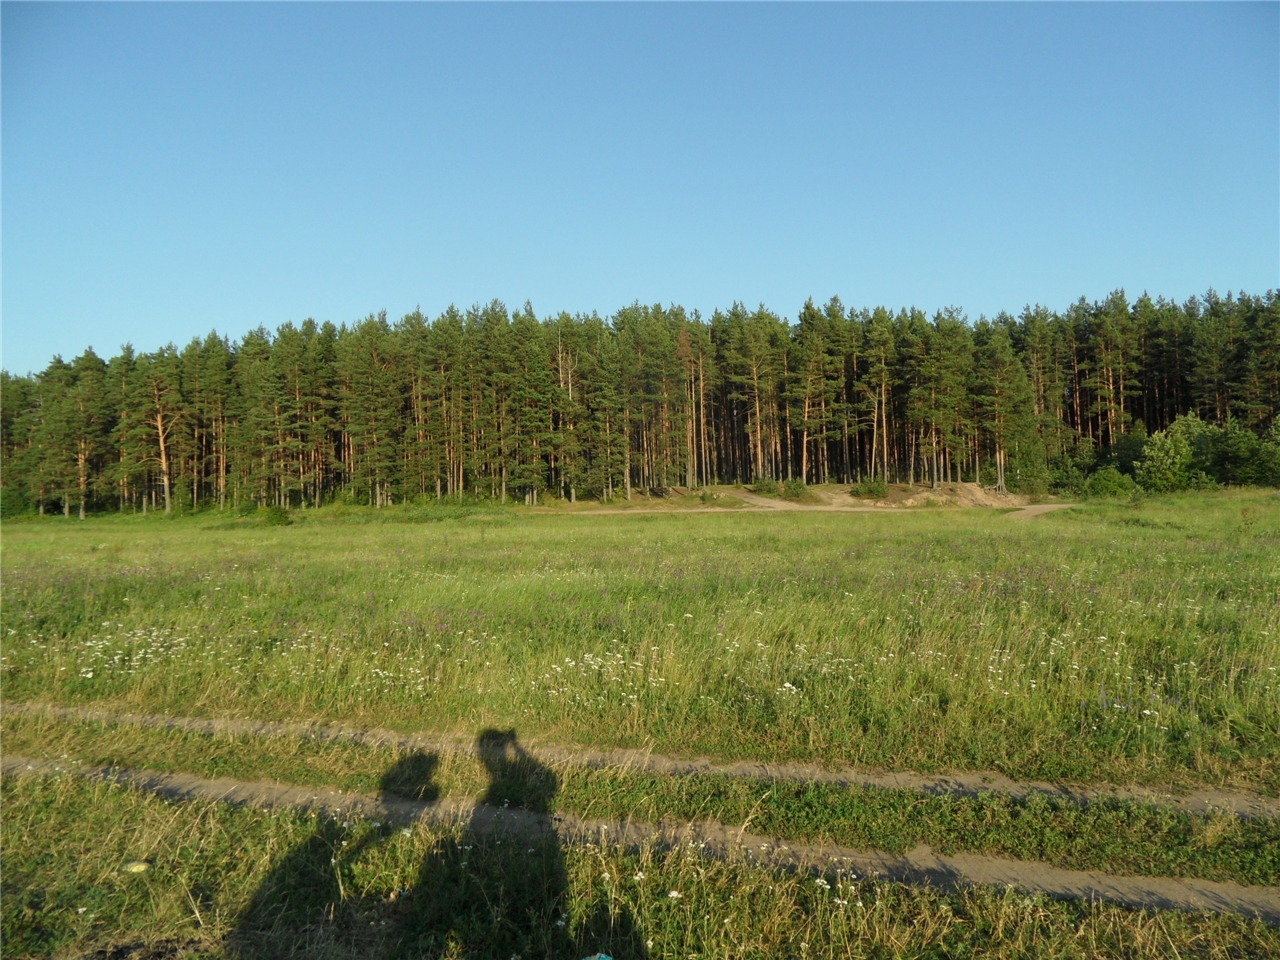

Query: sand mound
left=824, top=482, right=1030, bottom=509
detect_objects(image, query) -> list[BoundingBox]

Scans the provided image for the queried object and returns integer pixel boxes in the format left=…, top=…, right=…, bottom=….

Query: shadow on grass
left=229, top=729, right=647, bottom=960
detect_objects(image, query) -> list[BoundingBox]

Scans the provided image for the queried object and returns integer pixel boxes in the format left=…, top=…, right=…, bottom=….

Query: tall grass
left=6, top=711, right=1275, bottom=886
left=3, top=490, right=1277, bottom=788
left=5, top=774, right=1277, bottom=960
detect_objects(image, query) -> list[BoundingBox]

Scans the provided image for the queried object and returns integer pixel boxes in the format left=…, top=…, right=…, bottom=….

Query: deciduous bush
left=263, top=505, right=291, bottom=526
left=1085, top=465, right=1138, bottom=499
left=852, top=477, right=889, bottom=499
left=1135, top=423, right=1198, bottom=493
left=1135, top=415, right=1279, bottom=491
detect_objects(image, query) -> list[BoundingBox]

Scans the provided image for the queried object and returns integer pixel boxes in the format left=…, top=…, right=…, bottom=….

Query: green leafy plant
left=1084, top=466, right=1138, bottom=499
left=262, top=505, right=291, bottom=526
left=852, top=477, right=888, bottom=499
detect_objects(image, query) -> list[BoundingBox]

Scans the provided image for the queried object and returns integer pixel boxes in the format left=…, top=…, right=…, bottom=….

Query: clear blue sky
left=3, top=2, right=1277, bottom=375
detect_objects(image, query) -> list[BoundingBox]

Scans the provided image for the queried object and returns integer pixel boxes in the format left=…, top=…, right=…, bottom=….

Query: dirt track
left=5, top=754, right=1277, bottom=924
left=1008, top=503, right=1078, bottom=518
left=8, top=701, right=1274, bottom=820
left=731, top=493, right=1079, bottom=518
left=547, top=492, right=1075, bottom=518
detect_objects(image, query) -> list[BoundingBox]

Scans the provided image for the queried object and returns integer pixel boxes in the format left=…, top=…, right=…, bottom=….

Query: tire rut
left=5, top=754, right=1277, bottom=925
left=6, top=701, right=1276, bottom=820
left=1008, top=503, right=1078, bottom=518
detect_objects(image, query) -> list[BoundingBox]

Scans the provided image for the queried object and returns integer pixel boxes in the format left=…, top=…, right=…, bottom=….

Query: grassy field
left=6, top=773, right=1279, bottom=960
left=4, top=489, right=1278, bottom=787
left=5, top=710, right=1277, bottom=887
left=3, top=489, right=1279, bottom=957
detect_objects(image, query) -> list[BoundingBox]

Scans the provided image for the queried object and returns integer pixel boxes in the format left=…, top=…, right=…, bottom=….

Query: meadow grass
left=5, top=772, right=1278, bottom=960
left=5, top=710, right=1276, bottom=887
left=3, top=490, right=1279, bottom=790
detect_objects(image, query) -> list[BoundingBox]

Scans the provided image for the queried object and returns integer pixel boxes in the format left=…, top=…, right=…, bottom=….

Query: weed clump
left=753, top=477, right=779, bottom=495
left=1084, top=466, right=1138, bottom=500
left=852, top=477, right=889, bottom=499
left=262, top=505, right=291, bottom=526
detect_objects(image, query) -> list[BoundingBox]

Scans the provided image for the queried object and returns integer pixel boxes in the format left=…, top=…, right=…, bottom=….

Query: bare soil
left=1008, top=503, right=1078, bottom=518
left=825, top=482, right=1035, bottom=510
left=536, top=483, right=1066, bottom=516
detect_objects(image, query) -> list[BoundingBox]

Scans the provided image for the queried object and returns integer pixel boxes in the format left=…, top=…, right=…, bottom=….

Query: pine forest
left=3, top=288, right=1279, bottom=517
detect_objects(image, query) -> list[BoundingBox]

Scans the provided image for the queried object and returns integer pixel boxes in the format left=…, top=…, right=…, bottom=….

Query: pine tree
left=130, top=347, right=184, bottom=514
left=860, top=308, right=897, bottom=482
left=0, top=371, right=37, bottom=514
left=66, top=350, right=112, bottom=518
left=3, top=287, right=1278, bottom=513
left=337, top=312, right=402, bottom=507
left=508, top=304, right=552, bottom=504
left=974, top=320, right=1041, bottom=492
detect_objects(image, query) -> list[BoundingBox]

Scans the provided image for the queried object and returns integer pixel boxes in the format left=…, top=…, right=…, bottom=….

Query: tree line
left=2, top=288, right=1277, bottom=517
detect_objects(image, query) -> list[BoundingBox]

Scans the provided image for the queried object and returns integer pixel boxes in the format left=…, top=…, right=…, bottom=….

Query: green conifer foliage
left=1, top=289, right=1277, bottom=513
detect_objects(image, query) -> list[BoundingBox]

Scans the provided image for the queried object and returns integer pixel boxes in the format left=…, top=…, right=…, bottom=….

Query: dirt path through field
left=733, top=490, right=821, bottom=510
left=727, top=493, right=1079, bottom=517
left=1008, top=503, right=1078, bottom=518
left=546, top=497, right=1073, bottom=517
left=538, top=485, right=1074, bottom=517
left=5, top=754, right=1276, bottom=924
left=558, top=495, right=884, bottom=515
left=8, top=702, right=1274, bottom=819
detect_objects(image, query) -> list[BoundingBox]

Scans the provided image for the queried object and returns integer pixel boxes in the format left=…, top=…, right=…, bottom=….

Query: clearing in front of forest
left=2, top=491, right=1278, bottom=957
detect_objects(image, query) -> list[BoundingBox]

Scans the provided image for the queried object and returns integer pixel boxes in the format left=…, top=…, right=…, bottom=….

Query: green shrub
left=853, top=477, right=889, bottom=499
left=1135, top=427, right=1193, bottom=493
left=753, top=477, right=779, bottom=496
left=1085, top=466, right=1138, bottom=499
left=0, top=486, right=32, bottom=517
left=1007, top=455, right=1050, bottom=495
left=1049, top=436, right=1097, bottom=495
left=263, top=505, right=291, bottom=526
left=781, top=478, right=806, bottom=499
left=1129, top=414, right=1279, bottom=492
left=1103, top=422, right=1148, bottom=477
left=1212, top=419, right=1280, bottom=486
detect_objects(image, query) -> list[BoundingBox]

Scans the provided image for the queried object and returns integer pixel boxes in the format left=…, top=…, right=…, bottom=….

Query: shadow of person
left=475, top=727, right=556, bottom=813
left=397, top=729, right=649, bottom=960
left=227, top=752, right=442, bottom=959
left=226, top=814, right=347, bottom=958
left=576, top=897, right=650, bottom=960
left=394, top=729, right=574, bottom=958
left=232, top=736, right=648, bottom=959
left=380, top=750, right=442, bottom=803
